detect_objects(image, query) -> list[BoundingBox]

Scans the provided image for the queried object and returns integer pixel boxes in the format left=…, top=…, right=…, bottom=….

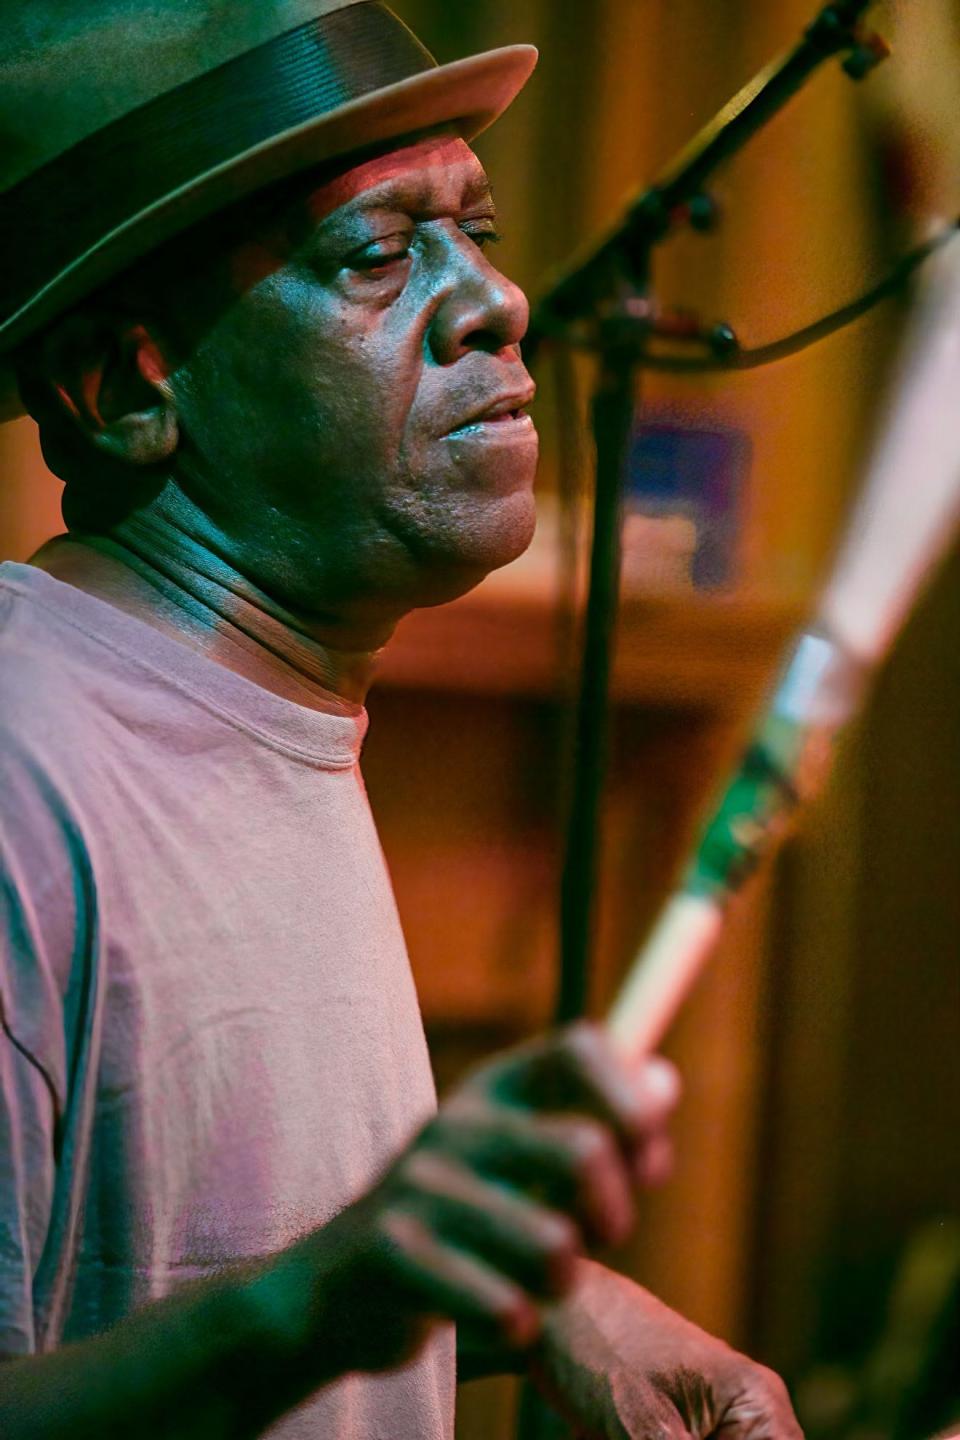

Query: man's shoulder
left=0, top=561, right=109, bottom=737
left=0, top=562, right=159, bottom=846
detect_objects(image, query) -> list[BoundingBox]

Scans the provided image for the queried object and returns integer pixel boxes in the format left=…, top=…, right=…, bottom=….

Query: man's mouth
left=445, top=387, right=537, bottom=437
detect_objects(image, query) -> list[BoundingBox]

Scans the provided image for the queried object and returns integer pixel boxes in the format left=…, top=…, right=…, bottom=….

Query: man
left=0, top=3, right=802, bottom=1437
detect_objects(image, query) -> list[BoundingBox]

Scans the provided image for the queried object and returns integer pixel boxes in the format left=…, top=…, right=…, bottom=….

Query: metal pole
left=555, top=341, right=640, bottom=1025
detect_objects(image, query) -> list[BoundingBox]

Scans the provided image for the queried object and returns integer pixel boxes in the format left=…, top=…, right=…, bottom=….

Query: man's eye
left=348, top=237, right=413, bottom=273
left=463, top=226, right=504, bottom=252
left=344, top=224, right=502, bottom=274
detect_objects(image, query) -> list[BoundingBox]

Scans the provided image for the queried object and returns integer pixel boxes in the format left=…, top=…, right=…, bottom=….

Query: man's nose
left=427, top=245, right=530, bottom=365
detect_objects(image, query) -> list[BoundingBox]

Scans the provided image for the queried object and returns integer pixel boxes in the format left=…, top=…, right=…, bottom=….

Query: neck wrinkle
left=62, top=521, right=380, bottom=713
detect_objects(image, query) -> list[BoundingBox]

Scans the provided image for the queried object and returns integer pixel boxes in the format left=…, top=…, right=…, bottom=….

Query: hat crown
left=1, top=0, right=362, bottom=188
left=0, top=0, right=537, bottom=422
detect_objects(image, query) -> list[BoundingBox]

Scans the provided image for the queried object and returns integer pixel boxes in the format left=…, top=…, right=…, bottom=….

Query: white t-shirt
left=0, top=561, right=454, bottom=1438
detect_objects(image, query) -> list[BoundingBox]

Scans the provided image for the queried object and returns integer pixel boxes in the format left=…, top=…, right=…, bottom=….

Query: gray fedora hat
left=0, top=0, right=537, bottom=421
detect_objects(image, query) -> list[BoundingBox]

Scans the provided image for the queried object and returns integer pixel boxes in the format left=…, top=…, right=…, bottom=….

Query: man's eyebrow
left=345, top=173, right=497, bottom=218
left=462, top=174, right=496, bottom=208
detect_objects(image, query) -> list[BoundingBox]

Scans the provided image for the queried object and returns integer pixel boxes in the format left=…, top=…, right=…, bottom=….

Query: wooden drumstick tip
left=607, top=892, right=724, bottom=1066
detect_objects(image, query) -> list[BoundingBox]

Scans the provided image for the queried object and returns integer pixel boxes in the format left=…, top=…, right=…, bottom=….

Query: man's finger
left=632, top=1132, right=675, bottom=1190
left=378, top=1208, right=542, bottom=1349
left=434, top=1107, right=636, bottom=1248
left=631, top=1057, right=683, bottom=1127
left=398, top=1149, right=580, bottom=1297
left=482, top=1022, right=681, bottom=1161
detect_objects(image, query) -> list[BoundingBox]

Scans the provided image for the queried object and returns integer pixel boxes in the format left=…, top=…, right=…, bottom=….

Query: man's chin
left=411, top=490, right=538, bottom=608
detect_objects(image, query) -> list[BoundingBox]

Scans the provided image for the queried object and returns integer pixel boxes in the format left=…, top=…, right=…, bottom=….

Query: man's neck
left=29, top=523, right=393, bottom=712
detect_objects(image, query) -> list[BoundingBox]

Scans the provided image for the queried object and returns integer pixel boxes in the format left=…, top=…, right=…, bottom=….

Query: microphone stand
left=517, top=3, right=888, bottom=1436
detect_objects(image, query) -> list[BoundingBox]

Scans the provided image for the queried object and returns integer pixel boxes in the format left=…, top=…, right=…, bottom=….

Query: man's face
left=164, top=134, right=539, bottom=619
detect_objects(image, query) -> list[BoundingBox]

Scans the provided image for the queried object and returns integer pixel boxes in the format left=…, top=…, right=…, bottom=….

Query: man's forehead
left=299, top=134, right=493, bottom=225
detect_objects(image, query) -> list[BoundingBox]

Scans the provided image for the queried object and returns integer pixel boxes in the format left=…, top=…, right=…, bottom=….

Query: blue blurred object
left=626, top=419, right=752, bottom=589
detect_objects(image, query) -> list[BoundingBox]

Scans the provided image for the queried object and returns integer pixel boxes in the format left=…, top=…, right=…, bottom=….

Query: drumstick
left=607, top=228, right=960, bottom=1066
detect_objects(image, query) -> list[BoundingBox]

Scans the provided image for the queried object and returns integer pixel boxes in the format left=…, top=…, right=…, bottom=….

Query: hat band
left=0, top=2, right=435, bottom=334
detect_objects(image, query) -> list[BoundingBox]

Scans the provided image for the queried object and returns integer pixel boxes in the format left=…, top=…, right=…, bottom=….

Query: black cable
left=634, top=221, right=960, bottom=373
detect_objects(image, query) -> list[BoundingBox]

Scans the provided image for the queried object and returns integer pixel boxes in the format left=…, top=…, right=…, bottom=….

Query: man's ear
left=38, top=310, right=180, bottom=467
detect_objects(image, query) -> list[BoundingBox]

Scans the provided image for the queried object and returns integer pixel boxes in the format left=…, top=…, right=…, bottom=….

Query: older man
left=0, top=4, right=802, bottom=1438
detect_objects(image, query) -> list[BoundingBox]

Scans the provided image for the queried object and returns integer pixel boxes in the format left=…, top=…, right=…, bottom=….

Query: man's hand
left=526, top=1260, right=803, bottom=1440
left=0, top=1022, right=678, bottom=1440
left=290, top=1022, right=680, bottom=1376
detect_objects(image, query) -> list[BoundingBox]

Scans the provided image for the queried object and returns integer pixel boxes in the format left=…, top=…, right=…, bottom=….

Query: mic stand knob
left=843, top=28, right=892, bottom=81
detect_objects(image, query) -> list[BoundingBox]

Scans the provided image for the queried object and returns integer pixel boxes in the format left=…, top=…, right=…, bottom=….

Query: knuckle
left=493, top=1291, right=541, bottom=1349
left=757, top=1362, right=785, bottom=1388
left=536, top=1209, right=579, bottom=1262
left=374, top=1205, right=422, bottom=1258
left=401, top=1147, right=433, bottom=1186
left=559, top=1019, right=604, bottom=1064
left=399, top=1145, right=451, bottom=1195
left=405, top=1147, right=477, bottom=1203
left=567, top=1119, right=617, bottom=1172
left=756, top=1363, right=792, bottom=1404
left=649, top=1056, right=682, bottom=1101
left=634, top=1062, right=682, bottom=1124
left=439, top=1088, right=486, bottom=1127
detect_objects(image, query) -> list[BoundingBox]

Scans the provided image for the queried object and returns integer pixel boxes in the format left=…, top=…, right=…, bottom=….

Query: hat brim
left=0, top=43, right=537, bottom=422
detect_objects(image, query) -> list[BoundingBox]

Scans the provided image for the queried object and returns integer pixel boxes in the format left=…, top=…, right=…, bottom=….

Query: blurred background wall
left=1, top=4, right=958, bottom=1438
